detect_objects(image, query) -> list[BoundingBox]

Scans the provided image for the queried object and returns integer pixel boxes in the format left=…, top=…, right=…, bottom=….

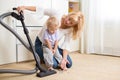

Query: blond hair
left=72, top=12, right=84, bottom=39
left=61, top=11, right=84, bottom=39
left=46, top=16, right=59, bottom=30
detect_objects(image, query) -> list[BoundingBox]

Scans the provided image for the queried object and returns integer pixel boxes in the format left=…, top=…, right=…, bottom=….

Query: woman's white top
left=36, top=7, right=72, bottom=51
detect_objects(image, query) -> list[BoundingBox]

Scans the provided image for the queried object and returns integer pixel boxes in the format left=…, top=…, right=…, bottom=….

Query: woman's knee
left=66, top=55, right=72, bottom=68
left=66, top=61, right=72, bottom=68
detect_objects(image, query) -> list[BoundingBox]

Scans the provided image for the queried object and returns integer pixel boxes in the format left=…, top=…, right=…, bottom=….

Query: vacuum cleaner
left=0, top=8, right=56, bottom=77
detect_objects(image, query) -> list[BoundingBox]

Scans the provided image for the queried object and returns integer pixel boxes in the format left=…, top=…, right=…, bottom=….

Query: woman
left=17, top=6, right=84, bottom=69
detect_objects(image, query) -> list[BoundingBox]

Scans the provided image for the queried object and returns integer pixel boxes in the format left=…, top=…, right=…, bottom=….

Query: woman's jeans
left=35, top=37, right=72, bottom=69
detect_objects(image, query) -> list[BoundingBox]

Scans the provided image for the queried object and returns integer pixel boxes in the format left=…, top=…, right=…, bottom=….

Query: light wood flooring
left=0, top=52, right=120, bottom=80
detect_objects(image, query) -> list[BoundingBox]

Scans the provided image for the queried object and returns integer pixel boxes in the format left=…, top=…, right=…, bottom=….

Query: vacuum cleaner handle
left=13, top=7, right=17, bottom=10
left=12, top=7, right=24, bottom=20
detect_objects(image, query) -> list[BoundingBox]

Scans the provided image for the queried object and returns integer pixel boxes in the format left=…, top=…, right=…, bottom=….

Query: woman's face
left=63, top=15, right=78, bottom=27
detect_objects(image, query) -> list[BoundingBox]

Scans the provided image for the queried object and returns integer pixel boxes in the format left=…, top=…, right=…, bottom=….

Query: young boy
left=43, top=16, right=67, bottom=70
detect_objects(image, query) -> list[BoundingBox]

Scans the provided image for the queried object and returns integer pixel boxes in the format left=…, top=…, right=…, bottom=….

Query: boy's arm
left=54, top=40, right=58, bottom=51
left=45, top=39, right=53, bottom=51
left=43, top=30, right=53, bottom=51
left=54, top=31, right=59, bottom=51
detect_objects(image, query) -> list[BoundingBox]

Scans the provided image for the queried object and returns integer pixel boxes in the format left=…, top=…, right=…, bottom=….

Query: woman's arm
left=60, top=33, right=71, bottom=62
left=17, top=6, right=63, bottom=19
left=17, top=6, right=36, bottom=12
left=62, top=49, right=68, bottom=60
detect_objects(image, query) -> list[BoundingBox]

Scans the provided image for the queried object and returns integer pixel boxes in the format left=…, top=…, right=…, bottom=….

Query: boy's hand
left=52, top=49, right=56, bottom=54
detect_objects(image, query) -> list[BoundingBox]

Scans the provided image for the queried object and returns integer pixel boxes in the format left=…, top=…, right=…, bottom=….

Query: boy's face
left=48, top=29, right=55, bottom=34
left=48, top=25, right=57, bottom=34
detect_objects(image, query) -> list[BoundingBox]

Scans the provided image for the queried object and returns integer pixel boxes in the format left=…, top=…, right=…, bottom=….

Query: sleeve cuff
left=35, top=6, right=44, bottom=19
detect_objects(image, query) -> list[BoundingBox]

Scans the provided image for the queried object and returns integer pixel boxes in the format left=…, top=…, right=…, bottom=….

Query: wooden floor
left=0, top=53, right=120, bottom=80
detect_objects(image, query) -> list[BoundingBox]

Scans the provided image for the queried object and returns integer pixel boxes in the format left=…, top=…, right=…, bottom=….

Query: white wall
left=0, top=0, right=80, bottom=65
left=15, top=0, right=51, bottom=26
left=0, top=0, right=16, bottom=65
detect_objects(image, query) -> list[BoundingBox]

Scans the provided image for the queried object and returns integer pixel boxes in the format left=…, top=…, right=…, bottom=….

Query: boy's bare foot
left=48, top=67, right=54, bottom=71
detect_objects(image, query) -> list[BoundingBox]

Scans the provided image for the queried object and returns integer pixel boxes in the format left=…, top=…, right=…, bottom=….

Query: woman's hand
left=17, top=6, right=25, bottom=12
left=60, top=58, right=69, bottom=71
